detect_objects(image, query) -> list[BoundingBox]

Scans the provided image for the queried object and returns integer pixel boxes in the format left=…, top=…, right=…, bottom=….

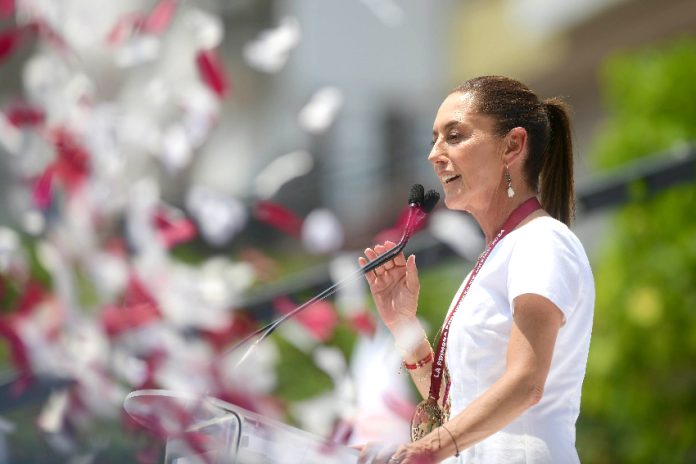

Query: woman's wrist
left=401, top=337, right=433, bottom=366
left=391, top=319, right=429, bottom=355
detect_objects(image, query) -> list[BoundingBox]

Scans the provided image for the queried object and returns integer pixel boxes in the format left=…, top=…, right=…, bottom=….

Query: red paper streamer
left=196, top=49, right=229, bottom=98
left=154, top=207, right=198, bottom=248
left=0, top=26, right=25, bottom=64
left=101, top=276, right=162, bottom=337
left=381, top=391, right=417, bottom=422
left=33, top=166, right=55, bottom=210
left=52, top=128, right=91, bottom=192
left=253, top=201, right=303, bottom=237
left=6, top=104, right=45, bottom=127
left=274, top=296, right=338, bottom=342
left=107, top=0, right=178, bottom=46
left=0, top=0, right=14, bottom=19
left=143, top=0, right=178, bottom=35
left=348, top=310, right=376, bottom=337
left=106, top=13, right=140, bottom=46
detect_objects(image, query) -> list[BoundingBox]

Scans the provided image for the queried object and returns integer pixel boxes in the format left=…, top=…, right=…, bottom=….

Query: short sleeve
left=506, top=223, right=584, bottom=323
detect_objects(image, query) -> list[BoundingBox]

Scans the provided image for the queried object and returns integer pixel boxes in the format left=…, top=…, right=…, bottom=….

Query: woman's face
left=428, top=92, right=505, bottom=212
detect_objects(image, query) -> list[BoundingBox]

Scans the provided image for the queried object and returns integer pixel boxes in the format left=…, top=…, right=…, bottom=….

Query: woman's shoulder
left=512, top=216, right=588, bottom=257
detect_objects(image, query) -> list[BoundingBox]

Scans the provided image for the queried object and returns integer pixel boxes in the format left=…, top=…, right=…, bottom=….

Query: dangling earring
left=505, top=165, right=515, bottom=198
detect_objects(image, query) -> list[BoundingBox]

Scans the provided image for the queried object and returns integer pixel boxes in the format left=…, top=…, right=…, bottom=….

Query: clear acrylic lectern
left=124, top=389, right=358, bottom=464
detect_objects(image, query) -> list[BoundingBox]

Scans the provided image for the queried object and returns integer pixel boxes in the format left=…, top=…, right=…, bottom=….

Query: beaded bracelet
left=402, top=351, right=434, bottom=370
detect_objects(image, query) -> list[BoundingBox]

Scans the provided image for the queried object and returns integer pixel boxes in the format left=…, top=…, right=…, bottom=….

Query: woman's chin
left=443, top=192, right=466, bottom=211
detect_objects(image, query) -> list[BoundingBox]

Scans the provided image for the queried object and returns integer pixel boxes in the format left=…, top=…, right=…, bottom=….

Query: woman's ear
left=502, top=127, right=528, bottom=165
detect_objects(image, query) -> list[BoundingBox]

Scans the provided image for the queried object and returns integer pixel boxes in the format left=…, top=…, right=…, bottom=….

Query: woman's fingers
left=358, top=257, right=379, bottom=286
left=383, top=241, right=407, bottom=267
left=361, top=242, right=408, bottom=280
left=405, top=254, right=420, bottom=294
left=374, top=244, right=396, bottom=271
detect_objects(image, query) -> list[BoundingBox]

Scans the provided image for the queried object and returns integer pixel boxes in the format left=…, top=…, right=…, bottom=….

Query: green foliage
left=417, top=259, right=471, bottom=341
left=577, top=38, right=696, bottom=463
left=272, top=335, right=334, bottom=402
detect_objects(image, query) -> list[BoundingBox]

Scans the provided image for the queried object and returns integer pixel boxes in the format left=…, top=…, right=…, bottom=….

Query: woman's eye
left=446, top=132, right=460, bottom=142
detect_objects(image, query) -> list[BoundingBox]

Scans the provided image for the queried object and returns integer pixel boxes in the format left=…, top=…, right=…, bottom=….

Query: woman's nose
left=428, top=139, right=445, bottom=163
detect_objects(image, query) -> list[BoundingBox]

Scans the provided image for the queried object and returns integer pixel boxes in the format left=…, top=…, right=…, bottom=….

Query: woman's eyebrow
left=432, top=120, right=460, bottom=138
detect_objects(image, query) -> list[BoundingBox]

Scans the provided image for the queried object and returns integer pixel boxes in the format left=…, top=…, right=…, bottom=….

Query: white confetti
left=298, top=87, right=344, bottom=134
left=159, top=124, right=192, bottom=173
left=114, top=35, right=161, bottom=67
left=0, top=227, right=23, bottom=273
left=253, top=150, right=313, bottom=199
left=301, top=208, right=344, bottom=254
left=243, top=16, right=301, bottom=73
left=185, top=8, right=224, bottom=49
left=186, top=185, right=247, bottom=246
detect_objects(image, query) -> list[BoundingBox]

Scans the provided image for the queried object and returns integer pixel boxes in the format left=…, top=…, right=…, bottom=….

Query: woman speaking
left=358, top=76, right=595, bottom=463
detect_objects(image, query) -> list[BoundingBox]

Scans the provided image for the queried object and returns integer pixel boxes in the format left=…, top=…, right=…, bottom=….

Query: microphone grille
left=422, top=190, right=440, bottom=213
left=408, top=184, right=425, bottom=205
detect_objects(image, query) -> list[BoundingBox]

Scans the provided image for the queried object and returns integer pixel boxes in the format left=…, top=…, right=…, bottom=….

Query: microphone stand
left=226, top=204, right=427, bottom=368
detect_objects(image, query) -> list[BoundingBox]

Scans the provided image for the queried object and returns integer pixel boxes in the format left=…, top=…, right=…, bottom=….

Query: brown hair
left=452, top=76, right=575, bottom=225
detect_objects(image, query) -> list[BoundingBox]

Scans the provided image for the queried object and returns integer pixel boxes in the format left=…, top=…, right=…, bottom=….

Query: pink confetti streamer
left=138, top=350, right=166, bottom=390
left=5, top=104, right=45, bottom=127
left=381, top=391, right=416, bottom=422
left=33, top=166, right=55, bottom=210
left=348, top=311, right=376, bottom=337
left=51, top=128, right=91, bottom=193
left=101, top=302, right=161, bottom=337
left=0, top=26, right=26, bottom=64
left=0, top=0, right=14, bottom=19
left=29, top=21, right=71, bottom=57
left=253, top=201, right=303, bottom=237
left=101, top=277, right=161, bottom=337
left=154, top=207, right=198, bottom=248
left=196, top=48, right=229, bottom=98
left=106, top=13, right=141, bottom=46
left=107, top=0, right=178, bottom=46
left=1, top=22, right=70, bottom=66
left=143, top=0, right=178, bottom=35
left=15, top=280, right=46, bottom=315
left=321, top=419, right=354, bottom=454
left=274, top=296, right=338, bottom=342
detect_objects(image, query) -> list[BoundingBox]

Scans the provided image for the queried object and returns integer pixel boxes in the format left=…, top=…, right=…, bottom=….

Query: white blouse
left=444, top=216, right=594, bottom=463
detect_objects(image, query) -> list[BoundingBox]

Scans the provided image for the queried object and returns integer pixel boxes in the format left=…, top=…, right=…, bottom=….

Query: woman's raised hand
left=359, top=240, right=420, bottom=331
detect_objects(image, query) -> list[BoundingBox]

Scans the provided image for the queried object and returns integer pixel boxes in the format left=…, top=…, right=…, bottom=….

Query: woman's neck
left=470, top=189, right=540, bottom=245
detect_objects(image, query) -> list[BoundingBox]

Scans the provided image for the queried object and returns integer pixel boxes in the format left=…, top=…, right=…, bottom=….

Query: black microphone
left=226, top=184, right=440, bottom=366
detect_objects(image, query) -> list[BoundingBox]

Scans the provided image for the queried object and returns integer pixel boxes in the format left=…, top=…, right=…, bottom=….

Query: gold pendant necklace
left=410, top=397, right=444, bottom=442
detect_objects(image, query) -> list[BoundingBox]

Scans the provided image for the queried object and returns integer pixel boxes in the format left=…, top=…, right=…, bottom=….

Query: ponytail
left=540, top=98, right=575, bottom=226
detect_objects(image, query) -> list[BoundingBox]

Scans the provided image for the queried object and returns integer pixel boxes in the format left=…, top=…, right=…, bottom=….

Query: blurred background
left=1, top=0, right=695, bottom=462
